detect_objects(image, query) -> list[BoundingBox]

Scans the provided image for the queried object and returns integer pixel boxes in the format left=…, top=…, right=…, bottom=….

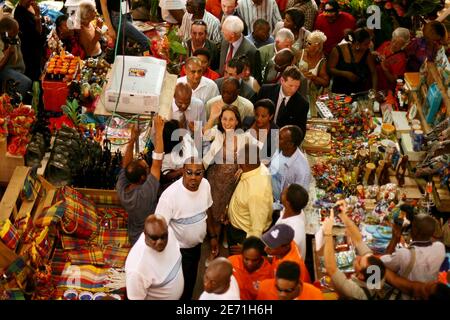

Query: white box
left=400, top=133, right=426, bottom=162
left=392, top=111, right=411, bottom=138
left=105, top=56, right=167, bottom=115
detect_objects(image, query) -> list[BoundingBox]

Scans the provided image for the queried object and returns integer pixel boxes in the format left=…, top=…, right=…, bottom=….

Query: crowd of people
left=0, top=0, right=449, bottom=300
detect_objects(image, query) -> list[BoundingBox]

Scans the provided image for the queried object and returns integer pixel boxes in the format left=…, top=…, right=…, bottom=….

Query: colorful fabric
left=68, top=247, right=105, bottom=266
left=35, top=200, right=65, bottom=227
left=0, top=219, right=20, bottom=251
left=51, top=249, right=70, bottom=277
left=94, top=228, right=130, bottom=248
left=60, top=196, right=99, bottom=239
left=57, top=264, right=111, bottom=292
left=102, top=247, right=130, bottom=268
left=60, top=235, right=89, bottom=250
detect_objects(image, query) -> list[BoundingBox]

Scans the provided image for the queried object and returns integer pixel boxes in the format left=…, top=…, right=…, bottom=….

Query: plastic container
left=42, top=79, right=69, bottom=112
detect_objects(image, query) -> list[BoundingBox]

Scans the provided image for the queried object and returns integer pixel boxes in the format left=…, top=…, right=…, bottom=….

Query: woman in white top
left=202, top=104, right=256, bottom=263
left=297, top=30, right=330, bottom=116
left=273, top=8, right=310, bottom=51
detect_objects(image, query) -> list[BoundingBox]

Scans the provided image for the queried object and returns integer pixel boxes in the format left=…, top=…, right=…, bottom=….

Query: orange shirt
left=180, top=65, right=220, bottom=80
left=256, top=278, right=324, bottom=300
left=272, top=241, right=311, bottom=284
left=206, top=0, right=222, bottom=19
left=438, top=271, right=448, bottom=285
left=229, top=255, right=274, bottom=300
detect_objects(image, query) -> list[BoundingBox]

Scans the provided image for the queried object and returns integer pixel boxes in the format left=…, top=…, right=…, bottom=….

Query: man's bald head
left=411, top=214, right=436, bottom=241
left=144, top=215, right=169, bottom=252
left=203, top=257, right=233, bottom=294
left=274, top=48, right=295, bottom=73
left=174, top=83, right=193, bottom=112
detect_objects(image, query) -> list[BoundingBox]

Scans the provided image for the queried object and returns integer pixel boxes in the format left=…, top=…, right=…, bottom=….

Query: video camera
left=1, top=32, right=20, bottom=46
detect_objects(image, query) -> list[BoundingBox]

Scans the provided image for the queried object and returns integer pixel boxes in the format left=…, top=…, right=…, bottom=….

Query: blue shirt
left=269, top=148, right=312, bottom=207
left=245, top=34, right=275, bottom=49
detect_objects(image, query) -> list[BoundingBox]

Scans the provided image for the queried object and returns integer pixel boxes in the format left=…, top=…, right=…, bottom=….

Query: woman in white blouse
left=202, top=103, right=257, bottom=263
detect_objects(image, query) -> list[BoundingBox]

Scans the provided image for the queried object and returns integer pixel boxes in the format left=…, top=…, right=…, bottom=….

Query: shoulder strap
left=336, top=45, right=344, bottom=58
left=347, top=44, right=356, bottom=64
left=404, top=247, right=416, bottom=278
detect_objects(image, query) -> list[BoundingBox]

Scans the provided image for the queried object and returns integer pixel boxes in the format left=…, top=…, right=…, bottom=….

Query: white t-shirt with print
left=155, top=178, right=213, bottom=248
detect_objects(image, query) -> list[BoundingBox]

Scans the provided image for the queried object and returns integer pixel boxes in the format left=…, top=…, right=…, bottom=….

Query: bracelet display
left=152, top=151, right=164, bottom=160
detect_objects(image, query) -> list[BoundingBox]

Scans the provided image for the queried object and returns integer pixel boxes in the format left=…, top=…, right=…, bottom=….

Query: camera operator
left=14, top=0, right=44, bottom=82
left=0, top=16, right=32, bottom=102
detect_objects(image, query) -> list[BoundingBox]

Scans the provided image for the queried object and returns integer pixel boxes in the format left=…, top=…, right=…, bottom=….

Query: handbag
left=57, top=187, right=99, bottom=240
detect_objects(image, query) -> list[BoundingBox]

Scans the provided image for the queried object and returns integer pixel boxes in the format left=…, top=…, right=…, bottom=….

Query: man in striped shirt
left=178, top=0, right=222, bottom=43
left=237, top=0, right=282, bottom=35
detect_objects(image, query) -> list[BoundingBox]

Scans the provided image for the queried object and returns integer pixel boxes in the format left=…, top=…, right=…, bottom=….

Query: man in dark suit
left=215, top=57, right=257, bottom=102
left=219, top=15, right=261, bottom=84
left=256, top=66, right=309, bottom=135
left=185, top=19, right=220, bottom=71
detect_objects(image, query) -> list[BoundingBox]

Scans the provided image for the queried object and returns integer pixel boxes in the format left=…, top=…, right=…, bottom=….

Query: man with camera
left=0, top=16, right=31, bottom=102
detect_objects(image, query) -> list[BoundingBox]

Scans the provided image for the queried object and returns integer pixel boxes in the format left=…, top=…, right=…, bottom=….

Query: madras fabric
left=0, top=219, right=20, bottom=251
left=85, top=194, right=122, bottom=206
left=57, top=264, right=111, bottom=292
left=60, top=196, right=98, bottom=239
left=51, top=249, right=70, bottom=277
left=102, top=247, right=130, bottom=268
left=34, top=200, right=65, bottom=227
left=61, top=235, right=89, bottom=250
left=68, top=247, right=105, bottom=266
left=94, top=228, right=130, bottom=248
left=96, top=207, right=128, bottom=219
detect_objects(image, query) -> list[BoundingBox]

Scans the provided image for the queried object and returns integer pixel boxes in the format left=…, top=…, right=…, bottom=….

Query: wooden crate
left=0, top=137, right=25, bottom=185
left=0, top=166, right=56, bottom=269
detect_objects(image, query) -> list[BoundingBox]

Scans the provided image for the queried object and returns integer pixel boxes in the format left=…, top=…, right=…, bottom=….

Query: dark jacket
left=186, top=39, right=220, bottom=71
left=215, top=77, right=257, bottom=103
left=219, top=37, right=261, bottom=84
left=256, top=83, right=309, bottom=135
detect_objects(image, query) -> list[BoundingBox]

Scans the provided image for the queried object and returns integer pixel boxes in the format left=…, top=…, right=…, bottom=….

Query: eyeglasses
left=276, top=283, right=298, bottom=293
left=146, top=233, right=168, bottom=241
left=185, top=169, right=205, bottom=176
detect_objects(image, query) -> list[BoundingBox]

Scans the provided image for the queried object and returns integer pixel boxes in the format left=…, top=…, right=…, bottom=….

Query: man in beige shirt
left=227, top=143, right=273, bottom=255
left=205, top=77, right=254, bottom=122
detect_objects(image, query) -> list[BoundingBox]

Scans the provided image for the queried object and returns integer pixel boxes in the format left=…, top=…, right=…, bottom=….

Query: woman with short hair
left=374, top=27, right=410, bottom=91
left=297, top=30, right=330, bottom=115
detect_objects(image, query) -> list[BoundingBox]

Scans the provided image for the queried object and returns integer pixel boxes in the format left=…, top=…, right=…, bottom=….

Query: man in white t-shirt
left=125, top=214, right=184, bottom=300
left=199, top=257, right=241, bottom=300
left=155, top=157, right=213, bottom=300
left=276, top=183, right=308, bottom=260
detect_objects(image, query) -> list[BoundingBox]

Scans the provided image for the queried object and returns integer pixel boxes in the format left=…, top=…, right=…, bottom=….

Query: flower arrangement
left=150, top=27, right=187, bottom=74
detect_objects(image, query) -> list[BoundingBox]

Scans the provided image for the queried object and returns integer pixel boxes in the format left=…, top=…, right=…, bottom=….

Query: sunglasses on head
left=185, top=169, right=204, bottom=176
left=146, top=233, right=168, bottom=241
